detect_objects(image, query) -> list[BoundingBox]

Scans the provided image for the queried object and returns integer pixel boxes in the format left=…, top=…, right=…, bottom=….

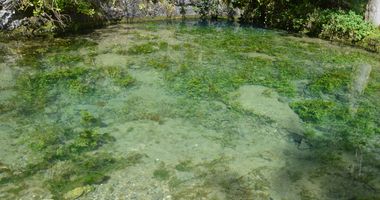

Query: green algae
left=169, top=157, right=271, bottom=200
left=128, top=41, right=168, bottom=55
left=290, top=100, right=336, bottom=123
left=80, top=111, right=102, bottom=127
left=153, top=163, right=171, bottom=181
left=175, top=160, right=193, bottom=172
left=0, top=119, right=128, bottom=199
left=14, top=67, right=93, bottom=112
left=0, top=20, right=379, bottom=199
left=308, top=68, right=352, bottom=95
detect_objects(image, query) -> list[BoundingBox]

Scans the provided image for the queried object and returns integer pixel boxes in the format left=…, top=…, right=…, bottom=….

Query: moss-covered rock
left=63, top=185, right=93, bottom=200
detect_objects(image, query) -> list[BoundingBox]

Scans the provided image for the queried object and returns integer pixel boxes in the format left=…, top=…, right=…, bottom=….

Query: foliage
left=232, top=0, right=379, bottom=49
left=15, top=0, right=105, bottom=33
left=359, top=30, right=380, bottom=52
left=321, top=11, right=374, bottom=42
left=194, top=0, right=224, bottom=20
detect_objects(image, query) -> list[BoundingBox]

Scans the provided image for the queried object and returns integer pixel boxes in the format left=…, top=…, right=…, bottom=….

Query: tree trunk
left=366, top=0, right=380, bottom=27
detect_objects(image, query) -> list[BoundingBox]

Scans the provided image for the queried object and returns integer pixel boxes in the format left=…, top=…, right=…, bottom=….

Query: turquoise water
left=0, top=21, right=379, bottom=199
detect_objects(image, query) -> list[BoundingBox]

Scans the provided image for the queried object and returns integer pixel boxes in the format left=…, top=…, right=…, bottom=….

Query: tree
left=366, top=0, right=380, bottom=26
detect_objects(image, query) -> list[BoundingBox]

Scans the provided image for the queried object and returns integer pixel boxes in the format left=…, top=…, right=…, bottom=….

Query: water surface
left=0, top=21, right=379, bottom=199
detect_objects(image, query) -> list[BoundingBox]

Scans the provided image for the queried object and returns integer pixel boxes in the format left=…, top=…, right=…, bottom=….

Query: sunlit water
left=0, top=20, right=379, bottom=199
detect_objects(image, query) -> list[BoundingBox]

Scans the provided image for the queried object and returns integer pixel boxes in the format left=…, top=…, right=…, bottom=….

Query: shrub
left=358, top=30, right=380, bottom=52
left=302, top=10, right=375, bottom=43
left=320, top=10, right=375, bottom=43
left=194, top=0, right=227, bottom=20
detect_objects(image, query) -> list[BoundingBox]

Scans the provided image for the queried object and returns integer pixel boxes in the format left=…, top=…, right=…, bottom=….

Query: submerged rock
left=349, top=64, right=372, bottom=114
left=351, top=64, right=372, bottom=96
left=95, top=53, right=128, bottom=67
left=241, top=52, right=276, bottom=61
left=0, top=165, right=9, bottom=173
left=231, top=85, right=304, bottom=134
left=0, top=162, right=11, bottom=181
left=0, top=63, right=15, bottom=90
left=63, top=186, right=93, bottom=200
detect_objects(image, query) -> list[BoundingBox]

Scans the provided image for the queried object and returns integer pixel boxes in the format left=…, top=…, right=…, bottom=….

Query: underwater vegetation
left=127, top=41, right=168, bottom=55
left=0, top=44, right=8, bottom=63
left=147, top=55, right=173, bottom=70
left=308, top=68, right=352, bottom=95
left=153, top=162, right=171, bottom=181
left=15, top=38, right=98, bottom=69
left=15, top=67, right=93, bottom=113
left=167, top=157, right=271, bottom=199
left=290, top=100, right=336, bottom=123
left=0, top=21, right=379, bottom=199
left=10, top=60, right=135, bottom=114
left=0, top=112, right=142, bottom=199
left=103, top=67, right=135, bottom=87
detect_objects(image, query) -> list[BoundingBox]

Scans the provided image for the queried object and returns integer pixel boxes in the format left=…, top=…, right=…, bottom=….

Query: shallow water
left=0, top=20, right=379, bottom=199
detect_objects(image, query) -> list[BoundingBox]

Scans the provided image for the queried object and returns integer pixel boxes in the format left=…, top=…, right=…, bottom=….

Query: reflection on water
left=0, top=20, right=379, bottom=199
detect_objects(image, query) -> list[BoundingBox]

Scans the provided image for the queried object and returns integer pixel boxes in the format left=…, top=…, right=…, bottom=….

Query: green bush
left=359, top=30, right=380, bottom=52
left=301, top=10, right=375, bottom=43
left=14, top=0, right=103, bottom=33
left=320, top=10, right=375, bottom=43
left=233, top=0, right=378, bottom=50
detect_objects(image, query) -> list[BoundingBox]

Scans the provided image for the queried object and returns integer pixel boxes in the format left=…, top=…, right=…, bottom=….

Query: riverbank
left=1, top=1, right=380, bottom=53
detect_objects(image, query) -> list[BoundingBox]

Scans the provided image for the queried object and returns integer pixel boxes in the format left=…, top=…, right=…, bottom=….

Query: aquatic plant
left=128, top=41, right=168, bottom=55
left=290, top=100, right=335, bottom=123
left=14, top=66, right=98, bottom=112
left=2, top=116, right=131, bottom=199
left=68, top=79, right=93, bottom=94
left=80, top=111, right=101, bottom=127
left=0, top=45, right=9, bottom=63
left=308, top=68, right=352, bottom=95
left=147, top=55, right=173, bottom=70
left=104, top=67, right=135, bottom=87
left=29, top=126, right=63, bottom=154
left=65, top=130, right=115, bottom=155
left=170, top=157, right=269, bottom=199
left=46, top=53, right=83, bottom=66
left=153, top=162, right=171, bottom=181
left=47, top=153, right=118, bottom=198
left=175, top=160, right=193, bottom=172
left=1, top=21, right=380, bottom=199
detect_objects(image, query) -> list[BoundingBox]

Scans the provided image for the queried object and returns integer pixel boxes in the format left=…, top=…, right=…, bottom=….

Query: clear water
left=0, top=21, right=379, bottom=200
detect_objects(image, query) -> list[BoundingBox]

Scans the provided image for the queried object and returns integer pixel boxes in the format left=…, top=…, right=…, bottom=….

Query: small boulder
left=230, top=85, right=304, bottom=134
left=63, top=186, right=93, bottom=200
